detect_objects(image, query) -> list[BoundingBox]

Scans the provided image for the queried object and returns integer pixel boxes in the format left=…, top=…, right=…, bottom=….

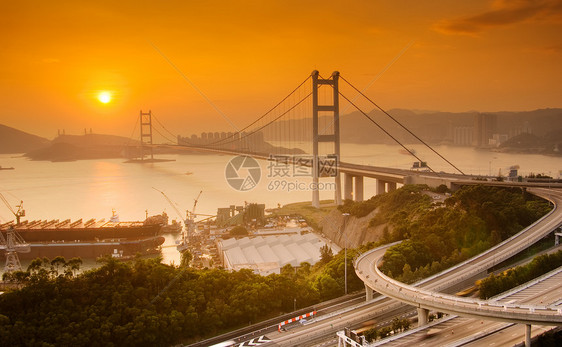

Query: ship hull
left=12, top=224, right=161, bottom=243
left=18, top=236, right=165, bottom=260
left=1, top=218, right=164, bottom=260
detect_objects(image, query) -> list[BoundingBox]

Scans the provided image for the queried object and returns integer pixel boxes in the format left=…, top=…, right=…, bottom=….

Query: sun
left=98, top=91, right=112, bottom=104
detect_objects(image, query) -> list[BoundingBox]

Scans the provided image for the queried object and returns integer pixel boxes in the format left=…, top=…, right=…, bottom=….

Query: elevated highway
left=368, top=267, right=562, bottom=346
left=154, top=143, right=562, bottom=200
left=257, top=188, right=562, bottom=346
left=354, top=188, right=562, bottom=345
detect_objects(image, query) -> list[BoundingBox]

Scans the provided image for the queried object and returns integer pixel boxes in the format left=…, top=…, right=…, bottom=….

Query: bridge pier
left=365, top=284, right=375, bottom=301
left=555, top=227, right=562, bottom=246
left=343, top=173, right=365, bottom=202
left=344, top=173, right=353, bottom=200
left=417, top=307, right=429, bottom=326
left=376, top=179, right=386, bottom=196
left=354, top=176, right=364, bottom=202
left=525, top=324, right=531, bottom=347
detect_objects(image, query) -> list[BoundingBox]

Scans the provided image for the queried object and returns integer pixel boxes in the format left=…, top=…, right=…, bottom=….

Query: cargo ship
left=0, top=212, right=165, bottom=260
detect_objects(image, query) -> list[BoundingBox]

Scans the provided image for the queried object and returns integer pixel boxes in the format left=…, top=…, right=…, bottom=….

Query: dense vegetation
left=375, top=185, right=551, bottom=283
left=0, top=243, right=372, bottom=346
left=479, top=250, right=562, bottom=299
left=339, top=184, right=433, bottom=221
left=228, top=225, right=248, bottom=236
left=0, top=185, right=552, bottom=345
left=363, top=317, right=411, bottom=342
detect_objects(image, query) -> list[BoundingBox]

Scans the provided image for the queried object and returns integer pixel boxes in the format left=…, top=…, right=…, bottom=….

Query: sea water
left=0, top=143, right=560, bottom=270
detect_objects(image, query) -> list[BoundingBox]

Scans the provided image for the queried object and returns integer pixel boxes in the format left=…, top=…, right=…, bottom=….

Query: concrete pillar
left=344, top=173, right=353, bottom=201
left=365, top=284, right=374, bottom=301
left=387, top=182, right=397, bottom=192
left=312, top=155, right=320, bottom=208
left=417, top=307, right=429, bottom=326
left=335, top=173, right=342, bottom=206
left=354, top=176, right=364, bottom=201
left=376, top=179, right=386, bottom=196
left=525, top=324, right=531, bottom=347
left=555, top=233, right=561, bottom=246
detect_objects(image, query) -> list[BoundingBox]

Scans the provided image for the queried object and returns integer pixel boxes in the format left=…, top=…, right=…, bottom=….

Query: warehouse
left=218, top=233, right=339, bottom=275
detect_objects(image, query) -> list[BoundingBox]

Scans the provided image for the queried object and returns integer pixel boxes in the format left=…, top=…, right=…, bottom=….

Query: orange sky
left=2, top=0, right=562, bottom=139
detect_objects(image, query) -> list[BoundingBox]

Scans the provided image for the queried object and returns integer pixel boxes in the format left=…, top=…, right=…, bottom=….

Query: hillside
left=498, top=129, right=562, bottom=155
left=263, top=108, right=562, bottom=146
left=0, top=124, right=50, bottom=154
left=25, top=134, right=139, bottom=162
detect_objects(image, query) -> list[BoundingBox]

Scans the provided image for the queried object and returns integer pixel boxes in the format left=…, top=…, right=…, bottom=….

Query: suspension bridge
left=129, top=71, right=562, bottom=207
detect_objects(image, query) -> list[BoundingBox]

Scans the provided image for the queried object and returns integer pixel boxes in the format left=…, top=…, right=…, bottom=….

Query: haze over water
left=1, top=144, right=560, bottom=268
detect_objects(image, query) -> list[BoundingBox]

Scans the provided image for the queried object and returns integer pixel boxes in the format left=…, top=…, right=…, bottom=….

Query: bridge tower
left=139, top=110, right=154, bottom=161
left=311, top=71, right=342, bottom=208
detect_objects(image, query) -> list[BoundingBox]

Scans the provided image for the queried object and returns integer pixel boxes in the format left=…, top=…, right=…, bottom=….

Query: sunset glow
left=98, top=92, right=112, bottom=104
left=2, top=1, right=562, bottom=138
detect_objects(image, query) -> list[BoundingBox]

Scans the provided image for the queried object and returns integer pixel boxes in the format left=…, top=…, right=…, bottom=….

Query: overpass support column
left=387, top=182, right=397, bottom=192
left=335, top=172, right=342, bottom=206
left=555, top=228, right=562, bottom=246
left=417, top=308, right=429, bottom=326
left=344, top=174, right=353, bottom=201
left=354, top=176, right=364, bottom=202
left=365, top=284, right=374, bottom=301
left=376, top=179, right=386, bottom=196
left=525, top=324, right=531, bottom=347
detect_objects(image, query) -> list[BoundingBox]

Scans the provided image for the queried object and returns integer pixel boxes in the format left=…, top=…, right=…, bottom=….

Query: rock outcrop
left=319, top=208, right=390, bottom=248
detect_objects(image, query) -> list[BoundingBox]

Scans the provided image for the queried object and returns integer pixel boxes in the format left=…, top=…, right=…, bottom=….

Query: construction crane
left=0, top=193, right=30, bottom=272
left=153, top=187, right=187, bottom=232
left=152, top=188, right=213, bottom=253
left=190, top=190, right=203, bottom=221
left=0, top=193, right=25, bottom=225
left=177, top=190, right=202, bottom=253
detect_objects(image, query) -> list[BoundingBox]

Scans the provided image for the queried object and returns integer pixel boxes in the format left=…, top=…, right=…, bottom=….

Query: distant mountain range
left=25, top=134, right=140, bottom=161
left=0, top=124, right=50, bottom=154
left=264, top=107, right=562, bottom=145
left=0, top=124, right=142, bottom=161
left=1, top=107, right=561, bottom=160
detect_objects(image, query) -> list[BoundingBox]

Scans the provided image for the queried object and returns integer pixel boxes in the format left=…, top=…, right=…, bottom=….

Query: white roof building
left=218, top=232, right=337, bottom=275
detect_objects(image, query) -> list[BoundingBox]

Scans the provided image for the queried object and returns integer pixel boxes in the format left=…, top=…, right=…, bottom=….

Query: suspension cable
left=340, top=75, right=466, bottom=175
left=203, top=75, right=311, bottom=147
left=338, top=91, right=438, bottom=174
left=151, top=124, right=177, bottom=145
left=152, top=113, right=179, bottom=140
left=207, top=92, right=313, bottom=148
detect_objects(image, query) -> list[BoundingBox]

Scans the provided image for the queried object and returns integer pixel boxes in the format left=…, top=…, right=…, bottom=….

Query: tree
left=319, top=244, right=334, bottom=264
left=315, top=274, right=341, bottom=301
left=280, top=264, right=295, bottom=277
left=229, top=226, right=248, bottom=236
left=434, top=184, right=449, bottom=194
left=50, top=256, right=67, bottom=277
left=64, top=257, right=83, bottom=277
left=180, top=250, right=192, bottom=267
left=363, top=327, right=378, bottom=342
left=379, top=326, right=392, bottom=338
